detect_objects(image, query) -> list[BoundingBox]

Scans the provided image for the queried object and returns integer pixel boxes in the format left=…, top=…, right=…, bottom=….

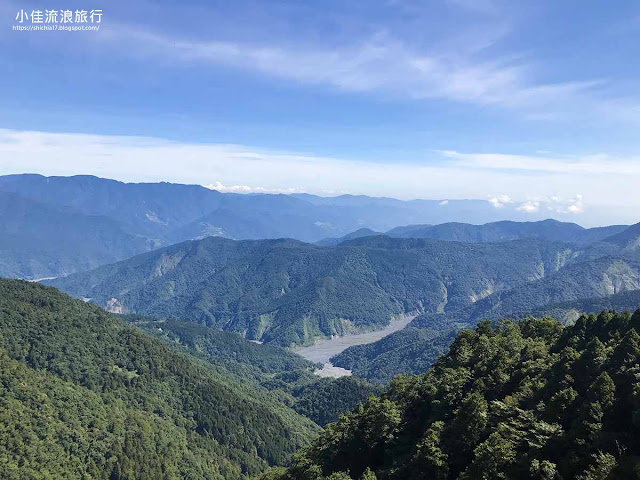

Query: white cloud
left=566, top=195, right=584, bottom=214
left=488, top=194, right=512, bottom=208
left=1, top=128, right=638, bottom=225
left=516, top=195, right=584, bottom=215
left=517, top=200, right=540, bottom=213
left=204, top=182, right=302, bottom=194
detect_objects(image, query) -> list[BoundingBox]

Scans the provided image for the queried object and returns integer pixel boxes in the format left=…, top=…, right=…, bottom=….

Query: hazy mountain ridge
left=315, top=219, right=627, bottom=250
left=316, top=228, right=382, bottom=247
left=0, top=190, right=155, bottom=279
left=385, top=219, right=628, bottom=245
left=602, top=222, right=640, bottom=249
left=1, top=174, right=620, bottom=279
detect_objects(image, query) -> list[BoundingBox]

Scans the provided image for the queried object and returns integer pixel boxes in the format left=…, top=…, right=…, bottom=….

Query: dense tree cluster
left=331, top=328, right=457, bottom=384
left=291, top=377, right=384, bottom=427
left=264, top=310, right=640, bottom=479
left=0, top=279, right=321, bottom=479
left=130, top=316, right=382, bottom=426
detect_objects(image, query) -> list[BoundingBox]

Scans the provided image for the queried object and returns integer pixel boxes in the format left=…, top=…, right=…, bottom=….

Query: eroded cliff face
left=105, top=297, right=126, bottom=314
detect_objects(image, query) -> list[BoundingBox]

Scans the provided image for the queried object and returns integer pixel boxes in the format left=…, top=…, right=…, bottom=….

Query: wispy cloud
left=8, top=0, right=633, bottom=125
left=440, top=150, right=640, bottom=175
left=97, top=25, right=602, bottom=114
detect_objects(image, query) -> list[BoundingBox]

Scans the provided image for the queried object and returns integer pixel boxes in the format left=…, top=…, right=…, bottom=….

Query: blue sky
left=1, top=0, right=640, bottom=224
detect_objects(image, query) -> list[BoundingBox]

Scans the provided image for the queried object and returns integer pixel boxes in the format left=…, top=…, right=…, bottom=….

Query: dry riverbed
left=294, top=313, right=416, bottom=377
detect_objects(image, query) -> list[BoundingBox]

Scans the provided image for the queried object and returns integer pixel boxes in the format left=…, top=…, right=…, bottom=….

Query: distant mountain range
left=385, top=219, right=628, bottom=244
left=0, top=190, right=158, bottom=279
left=316, top=228, right=382, bottom=246
left=317, top=219, right=627, bottom=246
left=0, top=173, right=622, bottom=278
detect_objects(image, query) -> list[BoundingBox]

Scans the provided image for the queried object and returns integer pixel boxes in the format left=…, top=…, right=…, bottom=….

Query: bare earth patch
left=294, top=313, right=417, bottom=378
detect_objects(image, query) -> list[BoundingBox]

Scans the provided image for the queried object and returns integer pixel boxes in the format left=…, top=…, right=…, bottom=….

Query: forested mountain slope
left=411, top=254, right=640, bottom=330
left=330, top=229, right=640, bottom=384
left=266, top=311, right=640, bottom=479
left=0, top=279, right=320, bottom=479
left=128, top=315, right=382, bottom=426
left=331, top=327, right=458, bottom=384
left=518, top=289, right=640, bottom=325
left=48, top=236, right=574, bottom=347
left=333, top=290, right=640, bottom=384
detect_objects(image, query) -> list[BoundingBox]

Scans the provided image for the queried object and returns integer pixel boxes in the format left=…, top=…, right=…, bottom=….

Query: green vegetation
left=331, top=328, right=458, bottom=384
left=126, top=315, right=315, bottom=377
left=291, top=377, right=384, bottom=426
left=127, top=315, right=382, bottom=426
left=520, top=289, right=640, bottom=325
left=49, top=222, right=640, bottom=350
left=0, top=279, right=321, bottom=479
left=339, top=289, right=640, bottom=386
left=411, top=254, right=640, bottom=330
left=49, top=236, right=576, bottom=347
left=265, top=310, right=640, bottom=479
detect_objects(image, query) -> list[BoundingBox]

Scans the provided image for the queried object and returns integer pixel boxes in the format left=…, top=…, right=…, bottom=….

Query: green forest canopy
left=0, top=279, right=320, bottom=479
left=265, top=310, right=640, bottom=480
